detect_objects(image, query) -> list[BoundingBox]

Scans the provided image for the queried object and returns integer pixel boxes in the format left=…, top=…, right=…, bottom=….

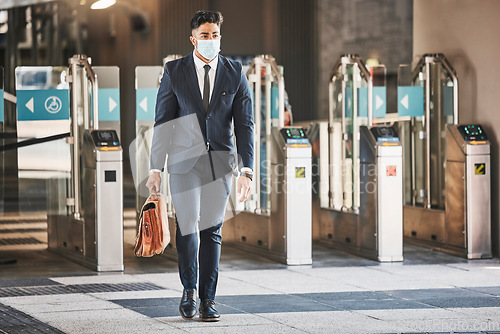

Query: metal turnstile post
left=446, top=124, right=491, bottom=259
left=360, top=125, right=403, bottom=262
left=270, top=127, right=312, bottom=265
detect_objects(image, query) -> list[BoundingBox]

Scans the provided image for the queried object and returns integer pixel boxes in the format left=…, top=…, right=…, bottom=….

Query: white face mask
left=195, top=38, right=220, bottom=60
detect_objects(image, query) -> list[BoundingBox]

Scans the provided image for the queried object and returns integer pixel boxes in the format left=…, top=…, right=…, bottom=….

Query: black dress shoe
left=199, top=299, right=220, bottom=322
left=179, top=289, right=196, bottom=320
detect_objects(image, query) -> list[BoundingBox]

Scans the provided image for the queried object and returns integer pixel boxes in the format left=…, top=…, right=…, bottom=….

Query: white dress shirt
left=193, top=51, right=218, bottom=103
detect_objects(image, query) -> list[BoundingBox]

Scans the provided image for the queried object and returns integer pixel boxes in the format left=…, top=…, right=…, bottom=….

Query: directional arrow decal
left=26, top=97, right=34, bottom=113
left=109, top=97, right=118, bottom=112
left=376, top=95, right=384, bottom=110
left=398, top=86, right=423, bottom=117
left=401, top=94, right=409, bottom=110
left=139, top=97, right=148, bottom=112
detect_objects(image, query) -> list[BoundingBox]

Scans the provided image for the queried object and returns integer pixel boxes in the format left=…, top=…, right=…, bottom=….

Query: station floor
left=0, top=211, right=500, bottom=334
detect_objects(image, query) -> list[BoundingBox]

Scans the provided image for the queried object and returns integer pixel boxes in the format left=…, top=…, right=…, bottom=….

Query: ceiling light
left=91, top=0, right=116, bottom=10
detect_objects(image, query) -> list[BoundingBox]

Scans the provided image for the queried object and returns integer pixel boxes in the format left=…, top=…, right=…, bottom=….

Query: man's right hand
left=146, top=171, right=161, bottom=195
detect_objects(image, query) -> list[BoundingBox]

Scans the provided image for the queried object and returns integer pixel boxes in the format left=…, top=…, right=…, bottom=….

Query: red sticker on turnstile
left=386, top=165, right=397, bottom=177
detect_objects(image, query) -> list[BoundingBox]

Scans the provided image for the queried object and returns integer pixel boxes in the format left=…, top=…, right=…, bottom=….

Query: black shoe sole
left=200, top=315, right=220, bottom=322
left=179, top=310, right=196, bottom=321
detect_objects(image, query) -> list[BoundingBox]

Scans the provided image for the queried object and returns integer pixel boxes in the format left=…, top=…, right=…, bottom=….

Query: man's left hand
left=237, top=175, right=252, bottom=203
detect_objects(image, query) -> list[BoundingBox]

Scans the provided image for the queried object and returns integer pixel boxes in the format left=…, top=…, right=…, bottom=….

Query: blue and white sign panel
left=398, top=86, right=424, bottom=117
left=0, top=89, right=4, bottom=122
left=98, top=88, right=120, bottom=121
left=136, top=88, right=158, bottom=121
left=358, top=87, right=386, bottom=118
left=17, top=89, right=70, bottom=121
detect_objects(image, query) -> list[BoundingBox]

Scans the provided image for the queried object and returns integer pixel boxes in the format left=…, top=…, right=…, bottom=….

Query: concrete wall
left=413, top=0, right=500, bottom=256
left=316, top=0, right=413, bottom=119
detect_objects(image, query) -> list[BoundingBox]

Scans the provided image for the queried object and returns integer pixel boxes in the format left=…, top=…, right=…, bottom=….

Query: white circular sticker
left=44, top=96, right=62, bottom=114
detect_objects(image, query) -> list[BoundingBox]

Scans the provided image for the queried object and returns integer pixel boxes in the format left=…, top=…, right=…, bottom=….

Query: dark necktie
left=203, top=64, right=211, bottom=111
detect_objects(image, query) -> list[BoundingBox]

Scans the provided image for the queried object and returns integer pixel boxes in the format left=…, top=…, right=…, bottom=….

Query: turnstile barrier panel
left=245, top=55, right=286, bottom=214
left=133, top=66, right=173, bottom=216
left=135, top=66, right=162, bottom=122
left=329, top=57, right=371, bottom=211
left=15, top=66, right=71, bottom=213
left=93, top=67, right=120, bottom=135
left=403, top=55, right=458, bottom=209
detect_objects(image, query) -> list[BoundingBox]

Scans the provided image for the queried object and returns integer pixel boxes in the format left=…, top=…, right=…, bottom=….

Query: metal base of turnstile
left=224, top=212, right=311, bottom=265
left=403, top=205, right=491, bottom=259
left=313, top=202, right=402, bottom=262
left=48, top=215, right=123, bottom=271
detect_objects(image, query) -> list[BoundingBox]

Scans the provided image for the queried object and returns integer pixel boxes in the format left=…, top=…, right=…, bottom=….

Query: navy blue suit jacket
left=150, top=53, right=254, bottom=175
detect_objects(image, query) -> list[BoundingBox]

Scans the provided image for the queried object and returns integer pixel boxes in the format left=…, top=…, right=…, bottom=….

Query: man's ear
left=189, top=36, right=196, bottom=47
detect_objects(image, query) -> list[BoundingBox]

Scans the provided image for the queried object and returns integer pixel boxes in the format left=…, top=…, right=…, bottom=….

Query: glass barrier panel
left=15, top=66, right=70, bottom=215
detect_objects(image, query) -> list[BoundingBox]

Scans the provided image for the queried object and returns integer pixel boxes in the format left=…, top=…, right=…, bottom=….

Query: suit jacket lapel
left=209, top=55, right=227, bottom=114
left=183, top=53, right=206, bottom=115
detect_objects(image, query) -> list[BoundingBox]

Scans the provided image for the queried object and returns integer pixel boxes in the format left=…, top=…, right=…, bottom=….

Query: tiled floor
left=1, top=213, right=500, bottom=333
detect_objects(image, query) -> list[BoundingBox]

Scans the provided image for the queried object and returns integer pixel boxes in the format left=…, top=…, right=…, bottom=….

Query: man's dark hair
left=190, top=11, right=223, bottom=31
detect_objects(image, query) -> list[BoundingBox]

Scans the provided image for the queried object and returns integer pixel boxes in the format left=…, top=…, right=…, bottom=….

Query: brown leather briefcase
left=134, top=194, right=170, bottom=257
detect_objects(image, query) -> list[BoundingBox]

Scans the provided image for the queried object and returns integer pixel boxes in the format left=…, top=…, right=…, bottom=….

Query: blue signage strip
left=271, top=86, right=279, bottom=119
left=398, top=86, right=424, bottom=117
left=98, top=88, right=120, bottom=121
left=358, top=87, right=386, bottom=118
left=17, top=89, right=70, bottom=121
left=136, top=88, right=158, bottom=121
left=0, top=89, right=4, bottom=122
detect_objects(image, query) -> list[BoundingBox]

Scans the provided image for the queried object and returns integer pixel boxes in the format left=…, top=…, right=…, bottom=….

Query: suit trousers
left=169, top=153, right=232, bottom=301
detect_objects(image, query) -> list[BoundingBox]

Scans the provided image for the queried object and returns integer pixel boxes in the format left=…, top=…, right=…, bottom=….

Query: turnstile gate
left=224, top=56, right=312, bottom=265
left=399, top=54, right=492, bottom=259
left=310, top=54, right=403, bottom=262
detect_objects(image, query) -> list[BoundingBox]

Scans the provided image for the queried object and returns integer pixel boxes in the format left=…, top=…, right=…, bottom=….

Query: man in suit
left=146, top=10, right=254, bottom=322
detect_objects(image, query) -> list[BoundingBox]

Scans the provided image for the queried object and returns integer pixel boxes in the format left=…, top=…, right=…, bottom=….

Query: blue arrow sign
left=0, top=89, right=4, bottom=122
left=17, top=89, right=70, bottom=121
left=373, top=87, right=386, bottom=118
left=398, top=86, right=424, bottom=117
left=136, top=88, right=158, bottom=121
left=98, top=88, right=120, bottom=121
left=358, top=87, right=387, bottom=118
